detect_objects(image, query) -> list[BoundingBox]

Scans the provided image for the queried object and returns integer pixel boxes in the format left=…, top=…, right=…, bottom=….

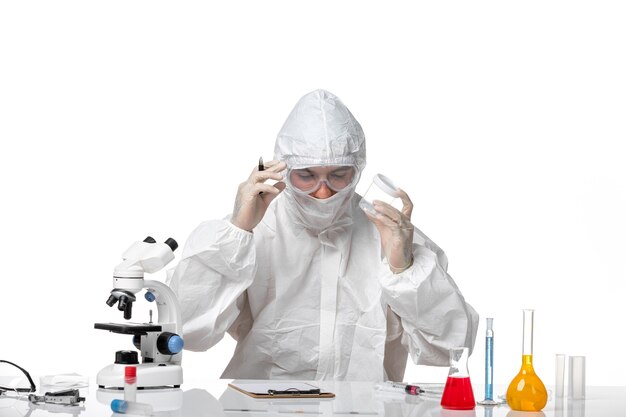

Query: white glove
left=230, top=160, right=286, bottom=232
left=365, top=188, right=414, bottom=273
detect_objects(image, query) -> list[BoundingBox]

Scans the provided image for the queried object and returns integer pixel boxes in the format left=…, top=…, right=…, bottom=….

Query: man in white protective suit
left=167, top=89, right=479, bottom=381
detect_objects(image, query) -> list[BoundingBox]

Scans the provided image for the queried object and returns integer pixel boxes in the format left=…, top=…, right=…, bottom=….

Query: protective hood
left=274, top=89, right=366, bottom=171
left=274, top=90, right=366, bottom=233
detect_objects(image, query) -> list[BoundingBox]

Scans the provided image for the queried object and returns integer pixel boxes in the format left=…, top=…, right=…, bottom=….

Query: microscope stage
left=94, top=322, right=162, bottom=334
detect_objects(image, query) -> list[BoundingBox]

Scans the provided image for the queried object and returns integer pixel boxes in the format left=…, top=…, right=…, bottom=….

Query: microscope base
left=96, top=363, right=183, bottom=389
left=96, top=387, right=184, bottom=411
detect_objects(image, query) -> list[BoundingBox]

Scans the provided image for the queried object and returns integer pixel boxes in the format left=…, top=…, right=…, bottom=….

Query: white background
left=1, top=0, right=625, bottom=391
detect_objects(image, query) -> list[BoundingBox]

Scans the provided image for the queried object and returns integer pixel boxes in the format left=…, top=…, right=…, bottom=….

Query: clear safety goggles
left=286, top=165, right=359, bottom=194
left=0, top=360, right=36, bottom=394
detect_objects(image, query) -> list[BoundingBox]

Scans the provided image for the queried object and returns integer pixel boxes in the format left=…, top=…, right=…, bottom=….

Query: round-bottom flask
left=441, top=347, right=476, bottom=410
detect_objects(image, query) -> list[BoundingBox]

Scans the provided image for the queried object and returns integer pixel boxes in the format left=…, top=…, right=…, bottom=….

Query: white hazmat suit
left=168, top=90, right=478, bottom=381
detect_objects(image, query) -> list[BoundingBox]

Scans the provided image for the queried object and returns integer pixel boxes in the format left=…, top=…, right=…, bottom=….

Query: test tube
left=124, top=366, right=137, bottom=402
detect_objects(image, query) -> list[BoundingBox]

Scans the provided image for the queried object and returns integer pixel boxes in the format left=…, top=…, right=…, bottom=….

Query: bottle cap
left=373, top=174, right=400, bottom=197
left=125, top=366, right=137, bottom=378
left=111, top=399, right=128, bottom=413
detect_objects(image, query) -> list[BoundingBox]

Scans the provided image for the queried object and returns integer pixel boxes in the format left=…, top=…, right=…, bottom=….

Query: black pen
left=258, top=157, right=265, bottom=195
left=267, top=388, right=321, bottom=395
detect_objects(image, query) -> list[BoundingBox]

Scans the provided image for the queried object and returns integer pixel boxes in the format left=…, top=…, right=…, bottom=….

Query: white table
left=1, top=380, right=624, bottom=417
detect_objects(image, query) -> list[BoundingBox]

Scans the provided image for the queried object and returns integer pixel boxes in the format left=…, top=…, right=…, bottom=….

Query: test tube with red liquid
left=124, top=366, right=137, bottom=402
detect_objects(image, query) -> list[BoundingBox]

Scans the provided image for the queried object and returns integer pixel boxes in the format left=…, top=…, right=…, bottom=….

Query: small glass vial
left=359, top=174, right=400, bottom=215
left=441, top=347, right=476, bottom=410
left=124, top=366, right=137, bottom=402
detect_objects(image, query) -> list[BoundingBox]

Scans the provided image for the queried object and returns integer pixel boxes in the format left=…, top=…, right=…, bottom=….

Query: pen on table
left=374, top=381, right=424, bottom=396
left=224, top=408, right=269, bottom=413
left=267, top=388, right=321, bottom=395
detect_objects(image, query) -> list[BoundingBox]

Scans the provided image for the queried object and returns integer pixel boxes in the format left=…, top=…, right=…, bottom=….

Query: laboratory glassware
left=568, top=356, right=586, bottom=399
left=506, top=309, right=548, bottom=411
left=555, top=353, right=566, bottom=397
left=478, top=317, right=497, bottom=405
left=124, top=366, right=137, bottom=402
left=441, top=347, right=476, bottom=410
left=359, top=173, right=400, bottom=215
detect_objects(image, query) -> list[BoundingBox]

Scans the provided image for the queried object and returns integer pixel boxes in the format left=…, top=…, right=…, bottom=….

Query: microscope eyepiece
left=164, top=238, right=178, bottom=252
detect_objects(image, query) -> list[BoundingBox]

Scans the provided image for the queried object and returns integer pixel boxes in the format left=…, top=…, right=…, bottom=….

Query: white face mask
left=282, top=185, right=355, bottom=234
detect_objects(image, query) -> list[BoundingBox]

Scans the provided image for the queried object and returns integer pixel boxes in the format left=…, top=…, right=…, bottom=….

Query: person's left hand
left=365, top=189, right=414, bottom=273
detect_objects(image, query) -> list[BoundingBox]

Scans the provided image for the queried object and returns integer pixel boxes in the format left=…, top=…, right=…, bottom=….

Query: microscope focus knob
left=157, top=332, right=184, bottom=355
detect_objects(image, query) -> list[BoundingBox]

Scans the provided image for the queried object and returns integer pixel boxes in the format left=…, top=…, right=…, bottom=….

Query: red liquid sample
left=441, top=376, right=476, bottom=410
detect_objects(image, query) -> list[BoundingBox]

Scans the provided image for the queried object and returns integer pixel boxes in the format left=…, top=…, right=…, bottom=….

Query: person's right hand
left=230, top=160, right=287, bottom=231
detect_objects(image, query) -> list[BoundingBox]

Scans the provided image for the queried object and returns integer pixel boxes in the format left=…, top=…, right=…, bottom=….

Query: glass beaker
left=506, top=309, right=548, bottom=411
left=441, top=347, right=476, bottom=410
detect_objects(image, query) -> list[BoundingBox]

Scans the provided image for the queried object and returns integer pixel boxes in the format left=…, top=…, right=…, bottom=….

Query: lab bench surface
left=1, top=380, right=624, bottom=417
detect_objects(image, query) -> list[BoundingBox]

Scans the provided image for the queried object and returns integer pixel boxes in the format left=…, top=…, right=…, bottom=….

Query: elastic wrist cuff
left=389, top=255, right=414, bottom=274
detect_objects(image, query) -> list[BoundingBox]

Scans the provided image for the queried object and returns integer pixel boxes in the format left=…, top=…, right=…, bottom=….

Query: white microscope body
left=95, top=236, right=184, bottom=389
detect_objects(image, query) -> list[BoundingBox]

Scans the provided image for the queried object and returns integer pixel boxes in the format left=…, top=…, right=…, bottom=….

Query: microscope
left=95, top=236, right=184, bottom=389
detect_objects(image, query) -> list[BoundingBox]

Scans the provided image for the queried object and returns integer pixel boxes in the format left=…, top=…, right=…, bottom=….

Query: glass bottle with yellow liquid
left=506, top=309, right=548, bottom=411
